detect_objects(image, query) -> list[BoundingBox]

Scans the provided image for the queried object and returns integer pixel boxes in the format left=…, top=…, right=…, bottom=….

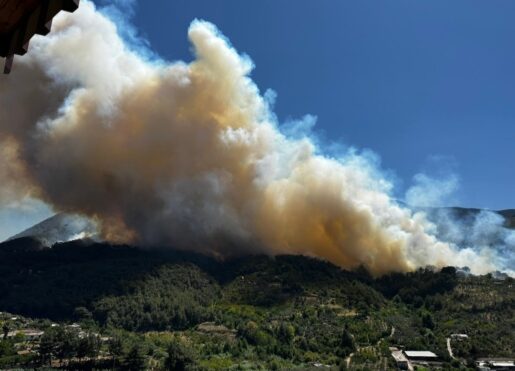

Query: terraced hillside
left=0, top=238, right=513, bottom=369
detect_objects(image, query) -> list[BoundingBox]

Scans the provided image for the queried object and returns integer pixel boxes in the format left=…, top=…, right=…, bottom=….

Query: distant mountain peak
left=7, top=213, right=98, bottom=247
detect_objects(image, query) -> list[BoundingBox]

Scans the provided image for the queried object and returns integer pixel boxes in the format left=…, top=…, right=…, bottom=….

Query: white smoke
left=406, top=173, right=459, bottom=208
left=422, top=208, right=515, bottom=276
left=0, top=1, right=510, bottom=276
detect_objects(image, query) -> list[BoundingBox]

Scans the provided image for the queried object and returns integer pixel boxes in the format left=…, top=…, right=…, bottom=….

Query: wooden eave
left=0, top=0, right=79, bottom=73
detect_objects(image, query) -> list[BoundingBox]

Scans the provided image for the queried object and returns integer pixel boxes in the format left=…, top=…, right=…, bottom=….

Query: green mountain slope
left=0, top=238, right=513, bottom=370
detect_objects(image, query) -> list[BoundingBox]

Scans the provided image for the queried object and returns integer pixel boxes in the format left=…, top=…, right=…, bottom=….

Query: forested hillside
left=0, top=238, right=513, bottom=370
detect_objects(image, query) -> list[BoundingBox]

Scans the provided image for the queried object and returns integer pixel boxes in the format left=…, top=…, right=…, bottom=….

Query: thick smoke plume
left=0, top=1, right=509, bottom=276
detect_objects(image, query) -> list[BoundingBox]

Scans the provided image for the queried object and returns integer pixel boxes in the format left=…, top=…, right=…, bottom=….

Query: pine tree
left=2, top=323, right=9, bottom=340
left=124, top=343, right=147, bottom=371
left=164, top=341, right=192, bottom=371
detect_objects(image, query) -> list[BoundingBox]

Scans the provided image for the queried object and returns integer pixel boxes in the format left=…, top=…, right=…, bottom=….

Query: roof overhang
left=0, top=0, right=79, bottom=73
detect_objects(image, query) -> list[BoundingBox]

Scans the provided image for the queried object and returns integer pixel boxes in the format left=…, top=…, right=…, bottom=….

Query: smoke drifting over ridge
left=0, top=2, right=510, bottom=276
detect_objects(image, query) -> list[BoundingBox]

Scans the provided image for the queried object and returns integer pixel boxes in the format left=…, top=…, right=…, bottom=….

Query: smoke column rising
left=0, top=1, right=508, bottom=276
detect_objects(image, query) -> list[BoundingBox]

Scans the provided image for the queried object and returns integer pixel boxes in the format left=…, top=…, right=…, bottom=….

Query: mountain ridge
left=6, top=213, right=98, bottom=246
left=6, top=206, right=513, bottom=248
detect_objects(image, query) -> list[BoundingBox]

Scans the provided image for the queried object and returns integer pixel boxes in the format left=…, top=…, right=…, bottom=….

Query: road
left=389, top=326, right=395, bottom=338
left=447, top=337, right=455, bottom=359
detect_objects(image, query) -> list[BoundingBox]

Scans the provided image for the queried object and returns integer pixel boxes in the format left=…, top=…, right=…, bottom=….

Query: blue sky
left=1, top=0, right=514, bottom=240
left=113, top=0, right=514, bottom=210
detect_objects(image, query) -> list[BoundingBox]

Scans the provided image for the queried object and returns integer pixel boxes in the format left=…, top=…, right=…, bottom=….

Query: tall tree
left=108, top=336, right=125, bottom=369
left=164, top=341, right=192, bottom=371
left=124, top=343, right=147, bottom=371
left=2, top=323, right=9, bottom=340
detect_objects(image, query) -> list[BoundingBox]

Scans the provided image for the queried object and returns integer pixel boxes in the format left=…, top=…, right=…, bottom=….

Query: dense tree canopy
left=0, top=239, right=513, bottom=369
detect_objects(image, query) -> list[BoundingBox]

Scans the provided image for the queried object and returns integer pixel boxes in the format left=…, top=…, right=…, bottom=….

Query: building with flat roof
left=476, top=358, right=515, bottom=370
left=404, top=351, right=438, bottom=360
left=404, top=350, right=441, bottom=368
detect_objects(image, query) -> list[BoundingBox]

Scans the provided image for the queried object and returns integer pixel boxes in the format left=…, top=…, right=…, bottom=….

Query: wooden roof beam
left=1, top=0, right=80, bottom=74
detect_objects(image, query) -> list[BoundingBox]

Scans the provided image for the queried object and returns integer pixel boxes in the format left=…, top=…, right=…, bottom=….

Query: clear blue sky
left=103, top=0, right=513, bottom=210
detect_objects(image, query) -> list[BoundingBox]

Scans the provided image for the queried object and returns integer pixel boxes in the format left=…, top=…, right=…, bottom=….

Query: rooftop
left=405, top=351, right=438, bottom=359
left=491, top=362, right=515, bottom=367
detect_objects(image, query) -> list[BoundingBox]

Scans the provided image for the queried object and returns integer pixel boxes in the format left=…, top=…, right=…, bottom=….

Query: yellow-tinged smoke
left=0, top=1, right=500, bottom=275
